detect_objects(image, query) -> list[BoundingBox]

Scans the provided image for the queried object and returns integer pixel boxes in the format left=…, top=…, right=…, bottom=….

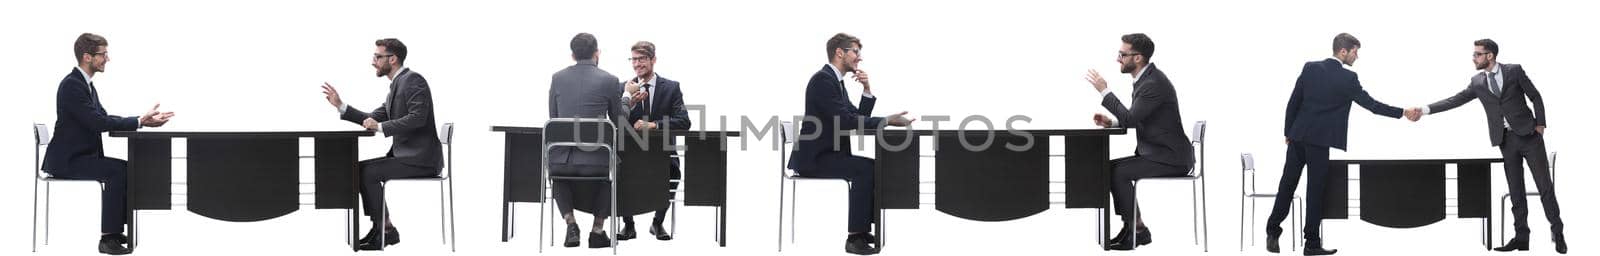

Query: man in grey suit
left=1084, top=33, right=1195, bottom=251
left=320, top=38, right=444, bottom=251
left=1406, top=39, right=1564, bottom=254
left=548, top=32, right=636, bottom=249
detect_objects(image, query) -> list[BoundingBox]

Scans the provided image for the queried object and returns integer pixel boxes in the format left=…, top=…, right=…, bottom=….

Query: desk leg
left=720, top=205, right=728, bottom=247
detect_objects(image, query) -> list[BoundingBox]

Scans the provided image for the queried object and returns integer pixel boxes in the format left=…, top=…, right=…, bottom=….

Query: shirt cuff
left=1421, top=106, right=1431, bottom=115
left=339, top=103, right=350, bottom=114
left=862, top=91, right=875, bottom=98
left=1100, top=89, right=1113, bottom=98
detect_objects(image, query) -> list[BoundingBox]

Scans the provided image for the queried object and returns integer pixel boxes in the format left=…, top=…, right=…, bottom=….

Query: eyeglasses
left=844, top=47, right=862, bottom=54
left=1472, top=52, right=1492, bottom=57
left=90, top=51, right=109, bottom=57
left=373, top=54, right=395, bottom=60
left=628, top=56, right=653, bottom=63
left=1118, top=51, right=1141, bottom=58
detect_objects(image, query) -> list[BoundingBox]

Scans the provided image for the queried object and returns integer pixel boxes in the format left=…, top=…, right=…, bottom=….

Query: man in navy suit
left=617, top=41, right=692, bottom=241
left=42, top=33, right=174, bottom=255
left=1265, top=33, right=1407, bottom=255
left=1407, top=39, right=1564, bottom=254
left=1084, top=33, right=1195, bottom=251
left=785, top=33, right=913, bottom=255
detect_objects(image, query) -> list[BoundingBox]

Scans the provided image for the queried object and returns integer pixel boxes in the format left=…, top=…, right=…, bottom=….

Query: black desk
left=858, top=128, right=1126, bottom=250
left=1325, top=157, right=1500, bottom=250
left=492, top=126, right=739, bottom=247
left=110, top=130, right=373, bottom=251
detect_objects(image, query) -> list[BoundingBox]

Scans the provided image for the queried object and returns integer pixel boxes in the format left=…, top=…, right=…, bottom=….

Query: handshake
left=1403, top=107, right=1424, bottom=122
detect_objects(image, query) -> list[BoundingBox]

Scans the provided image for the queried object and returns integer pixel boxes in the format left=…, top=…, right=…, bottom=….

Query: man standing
left=1267, top=33, right=1408, bottom=255
left=320, top=38, right=444, bottom=251
left=786, top=33, right=914, bottom=255
left=618, top=41, right=691, bottom=241
left=43, top=32, right=175, bottom=255
left=1083, top=33, right=1194, bottom=251
left=1406, top=39, right=1564, bottom=254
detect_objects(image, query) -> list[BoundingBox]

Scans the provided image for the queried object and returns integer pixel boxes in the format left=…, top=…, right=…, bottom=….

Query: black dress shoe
left=1106, top=227, right=1152, bottom=246
left=105, top=233, right=129, bottom=245
left=1554, top=231, right=1568, bottom=254
left=564, top=225, right=581, bottom=248
left=1494, top=237, right=1529, bottom=252
left=588, top=231, right=613, bottom=248
left=617, top=223, right=637, bottom=241
left=649, top=223, right=673, bottom=240
left=99, top=234, right=133, bottom=255
left=358, top=228, right=400, bottom=251
left=844, top=233, right=880, bottom=255
left=1266, top=231, right=1281, bottom=253
left=1304, top=240, right=1337, bottom=256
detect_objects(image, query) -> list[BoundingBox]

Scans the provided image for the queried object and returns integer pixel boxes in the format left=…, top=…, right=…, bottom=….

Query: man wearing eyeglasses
left=1405, top=39, right=1564, bottom=254
left=1083, top=33, right=1194, bottom=251
left=617, top=41, right=691, bottom=241
left=1267, top=33, right=1408, bottom=255
left=319, top=38, right=444, bottom=251
left=43, top=32, right=174, bottom=255
left=787, top=33, right=914, bottom=255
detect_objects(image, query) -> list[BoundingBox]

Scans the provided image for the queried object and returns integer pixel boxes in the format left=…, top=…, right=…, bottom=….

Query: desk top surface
left=853, top=128, right=1127, bottom=136
left=491, top=125, right=742, bottom=137
left=110, top=130, right=375, bottom=138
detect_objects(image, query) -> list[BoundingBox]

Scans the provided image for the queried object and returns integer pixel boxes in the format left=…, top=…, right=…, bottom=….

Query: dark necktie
left=642, top=83, right=653, bottom=113
left=1487, top=72, right=1501, bottom=96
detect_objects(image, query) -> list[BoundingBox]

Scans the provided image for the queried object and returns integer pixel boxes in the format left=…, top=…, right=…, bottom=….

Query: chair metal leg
left=438, top=182, right=447, bottom=245
left=790, top=180, right=798, bottom=244
left=1249, top=199, right=1256, bottom=246
left=1200, top=177, right=1210, bottom=252
left=1500, top=194, right=1508, bottom=245
left=32, top=179, right=40, bottom=252
left=1239, top=194, right=1246, bottom=252
left=44, top=182, right=51, bottom=245
left=447, top=178, right=457, bottom=252
left=780, top=174, right=787, bottom=249
left=1190, top=180, right=1199, bottom=245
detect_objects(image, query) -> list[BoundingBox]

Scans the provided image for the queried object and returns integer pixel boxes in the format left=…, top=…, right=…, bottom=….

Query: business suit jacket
left=628, top=75, right=692, bottom=131
left=1425, top=63, right=1546, bottom=146
left=549, top=59, right=631, bottom=167
left=341, top=68, right=444, bottom=170
left=1284, top=58, right=1405, bottom=150
left=43, top=69, right=141, bottom=172
left=1102, top=64, right=1195, bottom=168
left=787, top=65, right=883, bottom=171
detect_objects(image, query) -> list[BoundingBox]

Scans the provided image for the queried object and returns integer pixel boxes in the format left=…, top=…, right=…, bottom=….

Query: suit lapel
left=387, top=69, right=406, bottom=112
left=649, top=79, right=668, bottom=116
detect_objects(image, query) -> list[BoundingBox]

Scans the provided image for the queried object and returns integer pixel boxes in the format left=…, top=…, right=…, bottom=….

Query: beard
left=1476, top=61, right=1490, bottom=70
left=375, top=63, right=391, bottom=77
left=1119, top=61, right=1136, bottom=74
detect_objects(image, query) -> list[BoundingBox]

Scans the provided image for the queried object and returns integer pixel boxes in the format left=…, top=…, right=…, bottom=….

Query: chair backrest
left=35, top=123, right=50, bottom=146
left=437, top=122, right=455, bottom=179
left=780, top=121, right=797, bottom=144
left=34, top=123, right=50, bottom=180
left=1188, top=120, right=1208, bottom=177
left=438, top=122, right=455, bottom=145
left=1240, top=152, right=1256, bottom=194
left=544, top=117, right=617, bottom=147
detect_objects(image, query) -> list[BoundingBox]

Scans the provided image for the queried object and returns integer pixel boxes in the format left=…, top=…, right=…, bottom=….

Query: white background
left=3, top=0, right=1593, bottom=255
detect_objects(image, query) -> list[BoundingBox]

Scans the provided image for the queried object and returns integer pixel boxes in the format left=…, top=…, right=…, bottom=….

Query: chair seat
left=786, top=174, right=847, bottom=181
left=1244, top=193, right=1293, bottom=198
left=550, top=176, right=613, bottom=181
left=39, top=174, right=100, bottom=183
left=1142, top=175, right=1199, bottom=181
left=388, top=176, right=446, bottom=182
